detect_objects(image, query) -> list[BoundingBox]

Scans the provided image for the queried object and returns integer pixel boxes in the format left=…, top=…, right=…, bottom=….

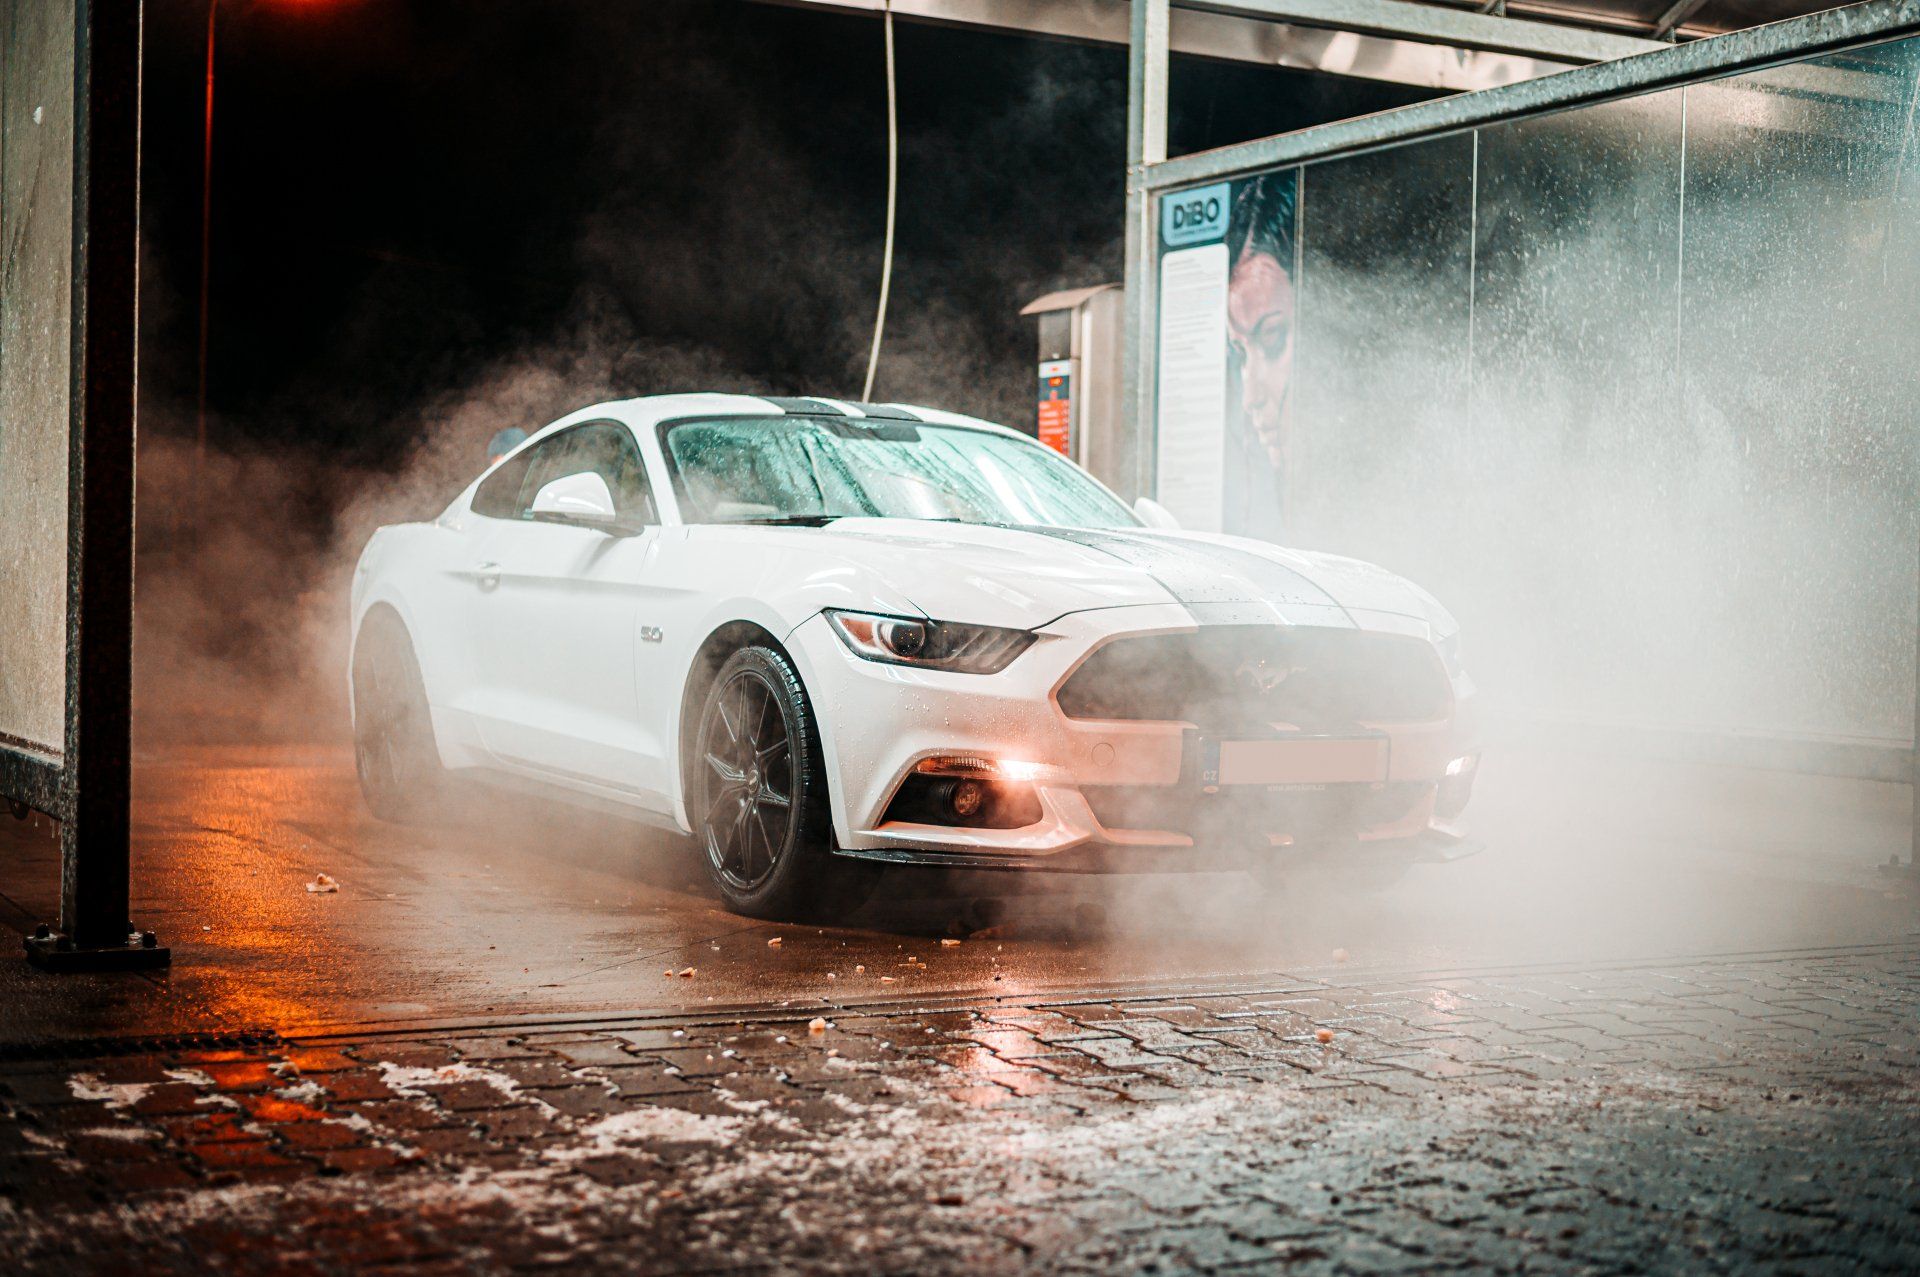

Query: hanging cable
left=860, top=0, right=897, bottom=403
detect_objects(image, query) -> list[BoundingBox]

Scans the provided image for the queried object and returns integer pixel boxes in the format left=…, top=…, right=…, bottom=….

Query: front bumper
left=789, top=605, right=1480, bottom=868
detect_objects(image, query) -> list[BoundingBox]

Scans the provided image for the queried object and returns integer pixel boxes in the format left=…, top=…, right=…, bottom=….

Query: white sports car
left=350, top=393, right=1479, bottom=919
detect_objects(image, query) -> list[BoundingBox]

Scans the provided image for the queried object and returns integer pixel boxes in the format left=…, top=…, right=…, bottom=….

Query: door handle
left=475, top=561, right=501, bottom=592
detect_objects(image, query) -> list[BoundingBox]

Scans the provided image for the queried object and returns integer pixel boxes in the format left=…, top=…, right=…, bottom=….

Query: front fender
left=658, top=563, right=923, bottom=834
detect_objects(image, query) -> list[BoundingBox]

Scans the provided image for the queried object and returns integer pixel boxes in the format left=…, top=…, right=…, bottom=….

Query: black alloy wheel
left=352, top=612, right=446, bottom=824
left=701, top=664, right=799, bottom=893
left=693, top=646, right=873, bottom=920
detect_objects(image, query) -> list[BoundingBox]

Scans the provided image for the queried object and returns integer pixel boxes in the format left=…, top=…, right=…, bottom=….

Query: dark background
left=138, top=0, right=1428, bottom=467
left=130, top=0, right=1428, bottom=739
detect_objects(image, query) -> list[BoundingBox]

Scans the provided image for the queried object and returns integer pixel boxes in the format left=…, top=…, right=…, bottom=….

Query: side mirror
left=1133, top=496, right=1180, bottom=531
left=529, top=471, right=619, bottom=529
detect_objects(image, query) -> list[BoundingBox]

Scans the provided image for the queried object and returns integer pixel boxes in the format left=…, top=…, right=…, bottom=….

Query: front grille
left=1081, top=782, right=1427, bottom=847
left=1056, top=626, right=1449, bottom=731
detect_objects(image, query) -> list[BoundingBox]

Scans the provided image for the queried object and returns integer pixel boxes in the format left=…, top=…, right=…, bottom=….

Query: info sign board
left=1153, top=169, right=1299, bottom=543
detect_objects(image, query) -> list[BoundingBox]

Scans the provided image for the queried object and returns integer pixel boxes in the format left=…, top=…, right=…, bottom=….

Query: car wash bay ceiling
left=757, top=0, right=1873, bottom=92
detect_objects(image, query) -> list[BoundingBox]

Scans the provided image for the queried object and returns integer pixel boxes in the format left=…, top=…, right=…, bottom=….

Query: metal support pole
left=1890, top=526, right=1920, bottom=884
left=1911, top=542, right=1919, bottom=870
left=195, top=0, right=214, bottom=464
left=1121, top=0, right=1168, bottom=502
left=24, top=0, right=166, bottom=973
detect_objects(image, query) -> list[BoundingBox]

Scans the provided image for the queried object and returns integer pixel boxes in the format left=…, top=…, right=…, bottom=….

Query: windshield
left=660, top=415, right=1139, bottom=529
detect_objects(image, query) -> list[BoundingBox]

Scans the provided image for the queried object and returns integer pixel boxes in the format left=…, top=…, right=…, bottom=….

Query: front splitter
left=833, top=828, right=1483, bottom=874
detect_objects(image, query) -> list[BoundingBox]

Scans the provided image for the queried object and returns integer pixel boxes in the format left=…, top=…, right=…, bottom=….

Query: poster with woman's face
left=1153, top=169, right=1297, bottom=544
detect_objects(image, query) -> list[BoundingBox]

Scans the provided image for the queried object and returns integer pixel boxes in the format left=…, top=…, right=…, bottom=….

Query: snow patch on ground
left=73, top=1125, right=162, bottom=1142
left=376, top=1060, right=560, bottom=1117
left=321, top=1106, right=418, bottom=1158
left=275, top=1078, right=328, bottom=1106
left=549, top=1107, right=747, bottom=1161
left=66, top=1075, right=153, bottom=1109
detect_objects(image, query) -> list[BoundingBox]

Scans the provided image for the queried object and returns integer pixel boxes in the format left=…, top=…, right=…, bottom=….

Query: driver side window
left=472, top=422, right=657, bottom=524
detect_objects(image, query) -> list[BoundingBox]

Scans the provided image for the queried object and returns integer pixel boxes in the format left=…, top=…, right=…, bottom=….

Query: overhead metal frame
left=1182, top=0, right=1659, bottom=60
left=1120, top=0, right=1920, bottom=859
left=1132, top=0, right=1920, bottom=193
left=755, top=0, right=1660, bottom=92
left=1123, top=0, right=1920, bottom=483
left=0, top=0, right=165, bottom=971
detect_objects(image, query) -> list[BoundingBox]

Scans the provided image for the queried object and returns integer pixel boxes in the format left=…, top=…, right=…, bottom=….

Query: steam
left=1274, top=73, right=1920, bottom=750
left=132, top=11, right=1124, bottom=749
left=125, top=10, right=1915, bottom=975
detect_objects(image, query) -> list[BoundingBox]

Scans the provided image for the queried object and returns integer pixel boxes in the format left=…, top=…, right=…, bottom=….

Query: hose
left=860, top=0, right=897, bottom=403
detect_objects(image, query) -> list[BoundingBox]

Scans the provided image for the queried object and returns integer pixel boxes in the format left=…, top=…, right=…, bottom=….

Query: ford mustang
left=350, top=393, right=1479, bottom=919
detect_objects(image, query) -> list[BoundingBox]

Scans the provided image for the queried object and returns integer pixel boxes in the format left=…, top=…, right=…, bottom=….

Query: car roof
left=536, top=392, right=1033, bottom=444
left=453, top=391, right=1124, bottom=529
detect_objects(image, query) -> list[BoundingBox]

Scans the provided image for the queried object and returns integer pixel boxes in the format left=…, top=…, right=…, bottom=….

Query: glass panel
left=0, top=0, right=76, bottom=757
left=1674, top=40, right=1920, bottom=739
left=1292, top=132, right=1474, bottom=575
left=1459, top=89, right=1688, bottom=727
left=1284, top=36, right=1920, bottom=743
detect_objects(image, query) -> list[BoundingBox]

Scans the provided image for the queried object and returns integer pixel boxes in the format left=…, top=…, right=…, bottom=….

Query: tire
left=352, top=612, right=446, bottom=824
left=692, top=645, right=875, bottom=921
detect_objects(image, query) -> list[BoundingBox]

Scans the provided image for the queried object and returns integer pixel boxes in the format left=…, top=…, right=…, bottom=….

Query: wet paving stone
left=2, top=944, right=1918, bottom=1274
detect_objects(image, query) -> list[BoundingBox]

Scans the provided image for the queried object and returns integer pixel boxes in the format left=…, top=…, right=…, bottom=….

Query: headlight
left=825, top=609, right=1036, bottom=674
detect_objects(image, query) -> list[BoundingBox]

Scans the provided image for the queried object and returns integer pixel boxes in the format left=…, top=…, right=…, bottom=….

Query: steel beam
left=1122, top=0, right=1168, bottom=502
left=20, top=0, right=166, bottom=973
left=753, top=0, right=1597, bottom=91
left=1181, top=0, right=1659, bottom=61
left=60, top=0, right=141, bottom=950
left=1136, top=0, right=1920, bottom=191
left=1653, top=0, right=1712, bottom=40
left=1173, top=12, right=1576, bottom=91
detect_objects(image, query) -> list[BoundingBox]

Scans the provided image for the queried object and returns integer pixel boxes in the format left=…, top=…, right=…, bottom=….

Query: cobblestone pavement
left=3, top=943, right=1916, bottom=1275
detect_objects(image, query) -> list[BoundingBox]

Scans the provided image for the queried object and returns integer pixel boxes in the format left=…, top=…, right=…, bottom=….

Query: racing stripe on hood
left=762, top=397, right=925, bottom=422
left=1021, top=528, right=1357, bottom=628
left=762, top=396, right=850, bottom=416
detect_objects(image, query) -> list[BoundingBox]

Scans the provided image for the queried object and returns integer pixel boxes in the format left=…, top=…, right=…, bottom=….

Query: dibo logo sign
left=1161, top=182, right=1230, bottom=248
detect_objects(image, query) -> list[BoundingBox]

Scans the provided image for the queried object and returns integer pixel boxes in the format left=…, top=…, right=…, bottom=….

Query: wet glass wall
left=1290, top=36, right=1920, bottom=744
left=0, top=0, right=76, bottom=756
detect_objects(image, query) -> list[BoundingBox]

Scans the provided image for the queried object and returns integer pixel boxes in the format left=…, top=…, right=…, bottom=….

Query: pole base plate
left=23, top=927, right=171, bottom=973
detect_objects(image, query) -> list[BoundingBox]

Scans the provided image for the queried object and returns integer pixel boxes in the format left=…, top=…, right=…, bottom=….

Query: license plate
left=1202, top=737, right=1387, bottom=788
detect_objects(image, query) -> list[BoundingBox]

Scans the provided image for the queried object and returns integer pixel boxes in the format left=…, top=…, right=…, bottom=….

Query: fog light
left=1436, top=754, right=1478, bottom=818
left=948, top=779, right=986, bottom=819
left=881, top=774, right=1045, bottom=829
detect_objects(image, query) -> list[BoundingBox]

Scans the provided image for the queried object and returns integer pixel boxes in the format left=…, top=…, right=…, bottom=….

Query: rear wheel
left=352, top=612, right=445, bottom=824
left=693, top=645, right=874, bottom=920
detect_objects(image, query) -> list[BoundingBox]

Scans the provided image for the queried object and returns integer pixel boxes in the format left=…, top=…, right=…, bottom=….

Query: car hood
left=760, top=519, right=1456, bottom=639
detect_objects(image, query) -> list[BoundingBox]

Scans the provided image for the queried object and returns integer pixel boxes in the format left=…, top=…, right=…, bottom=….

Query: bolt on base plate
left=23, top=925, right=171, bottom=973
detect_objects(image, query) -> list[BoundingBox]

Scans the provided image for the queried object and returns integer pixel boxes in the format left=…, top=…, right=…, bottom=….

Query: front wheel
left=692, top=646, right=874, bottom=920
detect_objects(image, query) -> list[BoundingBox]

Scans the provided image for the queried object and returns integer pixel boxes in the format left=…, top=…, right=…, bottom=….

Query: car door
left=462, top=421, right=671, bottom=807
